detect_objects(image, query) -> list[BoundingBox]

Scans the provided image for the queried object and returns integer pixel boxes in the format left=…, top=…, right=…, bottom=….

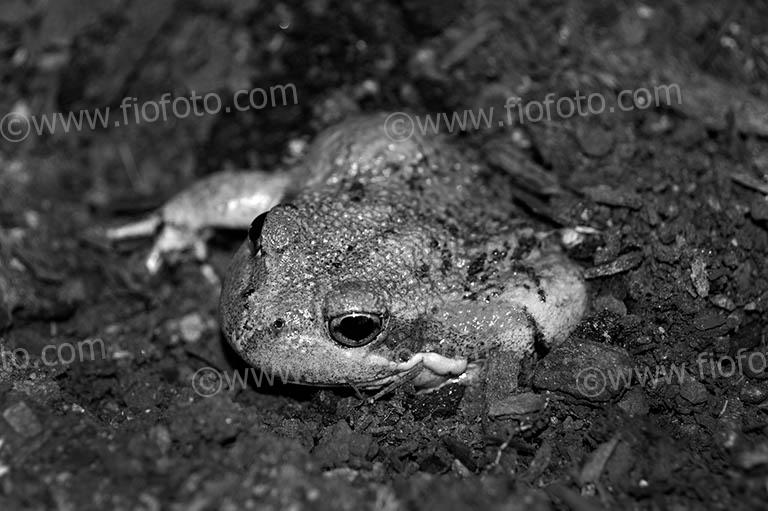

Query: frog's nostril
left=328, top=312, right=383, bottom=347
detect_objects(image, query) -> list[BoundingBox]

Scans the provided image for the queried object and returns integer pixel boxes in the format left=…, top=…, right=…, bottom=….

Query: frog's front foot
left=105, top=170, right=291, bottom=273
left=392, top=351, right=473, bottom=388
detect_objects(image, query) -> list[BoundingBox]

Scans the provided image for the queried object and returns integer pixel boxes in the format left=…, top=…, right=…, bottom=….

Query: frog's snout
left=323, top=280, right=389, bottom=348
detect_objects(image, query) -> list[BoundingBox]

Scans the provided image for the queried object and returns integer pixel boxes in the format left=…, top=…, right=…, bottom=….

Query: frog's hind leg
left=500, top=249, right=588, bottom=350
left=107, top=170, right=292, bottom=273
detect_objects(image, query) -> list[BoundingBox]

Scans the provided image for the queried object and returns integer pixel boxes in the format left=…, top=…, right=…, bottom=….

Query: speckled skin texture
left=219, top=114, right=587, bottom=388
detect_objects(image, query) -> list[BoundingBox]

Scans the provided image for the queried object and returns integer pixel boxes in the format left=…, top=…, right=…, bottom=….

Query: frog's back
left=291, top=113, right=517, bottom=242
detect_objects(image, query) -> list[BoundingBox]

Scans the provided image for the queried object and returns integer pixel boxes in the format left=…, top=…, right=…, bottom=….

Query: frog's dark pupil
left=328, top=312, right=383, bottom=347
left=273, top=319, right=284, bottom=329
left=248, top=212, right=268, bottom=254
left=340, top=316, right=375, bottom=340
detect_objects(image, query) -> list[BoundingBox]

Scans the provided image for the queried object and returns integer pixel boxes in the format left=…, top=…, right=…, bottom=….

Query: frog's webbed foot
left=105, top=170, right=292, bottom=273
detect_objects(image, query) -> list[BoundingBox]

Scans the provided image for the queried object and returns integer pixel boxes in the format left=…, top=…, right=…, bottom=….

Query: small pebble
left=408, top=47, right=442, bottom=81
left=716, top=397, right=744, bottom=449
left=487, top=392, right=546, bottom=418
left=678, top=377, right=708, bottom=404
left=178, top=313, right=206, bottom=343
left=692, top=312, right=726, bottom=331
left=618, top=9, right=647, bottom=45
left=579, top=435, right=619, bottom=485
left=584, top=251, right=643, bottom=279
left=617, top=387, right=649, bottom=416
left=149, top=425, right=172, bottom=455
left=653, top=242, right=681, bottom=263
left=710, top=294, right=736, bottom=311
left=58, top=278, right=87, bottom=306
left=442, top=437, right=477, bottom=472
left=740, top=381, right=768, bottom=404
left=735, top=442, right=768, bottom=470
left=313, top=420, right=374, bottom=468
left=533, top=339, right=633, bottom=402
left=2, top=401, right=42, bottom=437
left=582, top=184, right=642, bottom=209
left=576, top=125, right=615, bottom=157
left=689, top=255, right=709, bottom=298
left=451, top=459, right=472, bottom=478
left=750, top=196, right=768, bottom=222
left=593, top=295, right=627, bottom=316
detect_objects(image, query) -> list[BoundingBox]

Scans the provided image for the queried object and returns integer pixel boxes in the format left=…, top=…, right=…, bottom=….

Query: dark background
left=1, top=1, right=768, bottom=509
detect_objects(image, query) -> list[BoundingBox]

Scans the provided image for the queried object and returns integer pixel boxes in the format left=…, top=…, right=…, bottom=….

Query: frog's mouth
left=246, top=346, right=475, bottom=391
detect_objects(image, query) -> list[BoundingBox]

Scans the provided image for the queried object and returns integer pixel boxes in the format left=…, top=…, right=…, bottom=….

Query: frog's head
left=219, top=202, right=467, bottom=388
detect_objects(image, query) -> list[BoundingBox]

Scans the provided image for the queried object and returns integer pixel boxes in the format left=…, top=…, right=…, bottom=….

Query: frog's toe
left=145, top=224, right=207, bottom=274
left=104, top=214, right=162, bottom=241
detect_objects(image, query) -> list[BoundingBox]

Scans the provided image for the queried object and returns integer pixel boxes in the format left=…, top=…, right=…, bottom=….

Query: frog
left=110, top=113, right=587, bottom=390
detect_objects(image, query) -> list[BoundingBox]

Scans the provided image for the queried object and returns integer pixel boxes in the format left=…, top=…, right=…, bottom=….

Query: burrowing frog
left=113, top=114, right=587, bottom=389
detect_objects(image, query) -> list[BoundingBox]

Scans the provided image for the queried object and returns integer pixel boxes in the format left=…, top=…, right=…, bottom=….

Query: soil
left=1, top=1, right=768, bottom=510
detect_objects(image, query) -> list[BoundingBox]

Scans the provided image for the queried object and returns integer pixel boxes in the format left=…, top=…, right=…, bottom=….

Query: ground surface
left=1, top=1, right=768, bottom=510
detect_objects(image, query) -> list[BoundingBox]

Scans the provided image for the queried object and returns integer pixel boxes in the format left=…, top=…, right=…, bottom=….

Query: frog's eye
left=248, top=212, right=268, bottom=255
left=328, top=312, right=384, bottom=347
